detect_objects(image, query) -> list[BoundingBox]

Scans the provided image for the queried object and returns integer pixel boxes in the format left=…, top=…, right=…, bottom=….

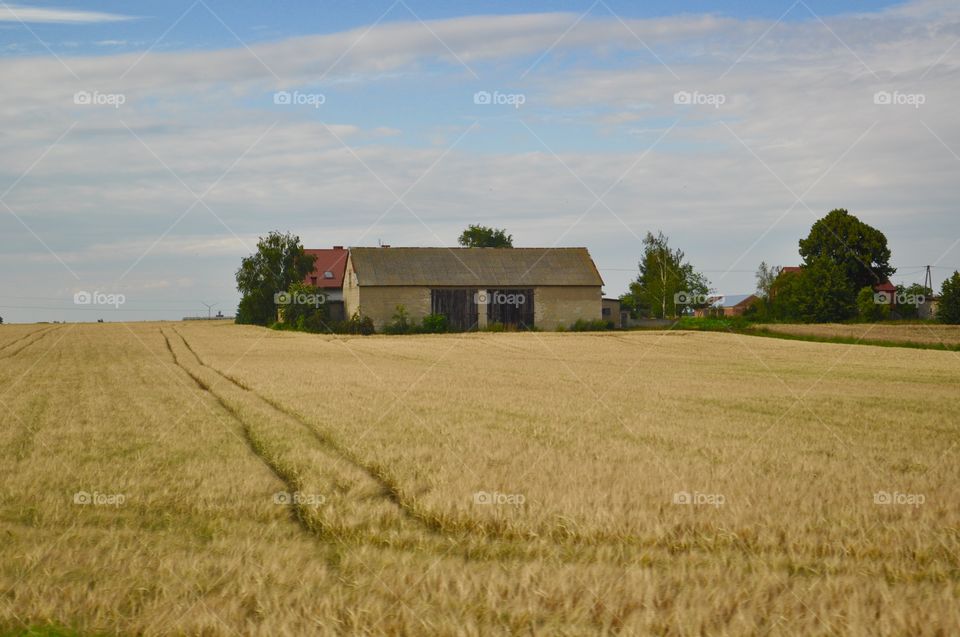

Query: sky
left=0, top=0, right=957, bottom=322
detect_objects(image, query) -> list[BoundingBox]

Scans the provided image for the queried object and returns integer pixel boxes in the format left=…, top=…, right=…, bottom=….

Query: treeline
left=620, top=209, right=960, bottom=324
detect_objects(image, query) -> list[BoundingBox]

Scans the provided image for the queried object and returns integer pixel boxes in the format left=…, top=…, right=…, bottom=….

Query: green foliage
left=420, top=313, right=449, bottom=333
left=569, top=318, right=613, bottom=331
left=332, top=312, right=376, bottom=335
left=857, top=286, right=889, bottom=321
left=383, top=307, right=450, bottom=334
left=457, top=224, right=513, bottom=248
left=938, top=271, right=960, bottom=324
left=628, top=231, right=710, bottom=318
left=673, top=316, right=752, bottom=331
left=892, top=283, right=931, bottom=319
left=383, top=305, right=412, bottom=334
left=235, top=231, right=316, bottom=325
left=755, top=262, right=781, bottom=299
left=281, top=282, right=328, bottom=330
left=617, top=290, right=641, bottom=318
left=794, top=257, right=856, bottom=322
left=798, top=209, right=894, bottom=293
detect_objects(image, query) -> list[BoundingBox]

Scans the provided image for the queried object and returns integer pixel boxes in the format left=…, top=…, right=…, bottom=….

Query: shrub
left=383, top=305, right=413, bottom=335
left=329, top=312, right=375, bottom=335
left=420, top=314, right=448, bottom=334
left=569, top=318, right=612, bottom=332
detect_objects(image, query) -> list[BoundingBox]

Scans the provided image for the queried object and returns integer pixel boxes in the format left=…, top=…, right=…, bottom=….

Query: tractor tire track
left=169, top=329, right=748, bottom=567
left=0, top=325, right=59, bottom=359
left=169, top=327, right=443, bottom=536
left=161, top=329, right=343, bottom=544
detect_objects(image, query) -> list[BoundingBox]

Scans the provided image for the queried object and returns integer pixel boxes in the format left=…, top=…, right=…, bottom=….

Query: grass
left=0, top=322, right=958, bottom=635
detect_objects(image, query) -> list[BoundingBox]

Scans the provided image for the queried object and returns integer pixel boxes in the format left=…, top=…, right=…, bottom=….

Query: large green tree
left=938, top=271, right=960, bottom=324
left=626, top=231, right=709, bottom=318
left=458, top=225, right=513, bottom=248
left=794, top=257, right=856, bottom=322
left=798, top=209, right=894, bottom=292
left=235, top=231, right=316, bottom=325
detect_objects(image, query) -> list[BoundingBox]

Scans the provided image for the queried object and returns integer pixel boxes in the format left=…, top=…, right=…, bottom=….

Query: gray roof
left=349, top=247, right=604, bottom=287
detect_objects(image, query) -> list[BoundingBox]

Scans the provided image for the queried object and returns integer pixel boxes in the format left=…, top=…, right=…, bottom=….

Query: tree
left=627, top=231, right=709, bottom=318
left=235, top=231, right=316, bottom=325
left=893, top=283, right=930, bottom=319
left=938, top=271, right=960, bottom=324
left=749, top=262, right=782, bottom=320
left=857, top=286, right=889, bottom=321
left=794, top=257, right=856, bottom=322
left=458, top=225, right=513, bottom=248
left=281, top=282, right=329, bottom=332
left=755, top=262, right=781, bottom=299
left=798, top=209, right=894, bottom=293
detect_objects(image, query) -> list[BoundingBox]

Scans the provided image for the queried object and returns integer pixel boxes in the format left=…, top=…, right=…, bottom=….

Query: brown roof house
left=342, top=247, right=604, bottom=331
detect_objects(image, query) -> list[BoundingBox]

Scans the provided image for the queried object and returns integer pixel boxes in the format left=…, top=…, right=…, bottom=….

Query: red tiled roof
left=779, top=266, right=803, bottom=274
left=873, top=281, right=896, bottom=292
left=303, top=248, right=348, bottom=289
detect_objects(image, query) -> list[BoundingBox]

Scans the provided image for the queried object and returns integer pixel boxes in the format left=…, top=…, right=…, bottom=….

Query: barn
left=342, top=247, right=604, bottom=331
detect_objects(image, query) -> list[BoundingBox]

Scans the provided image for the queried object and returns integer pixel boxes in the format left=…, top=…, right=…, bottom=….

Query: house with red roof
left=303, top=247, right=349, bottom=320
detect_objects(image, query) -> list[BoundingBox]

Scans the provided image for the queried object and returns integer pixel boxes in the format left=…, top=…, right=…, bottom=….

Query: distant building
left=694, top=294, right=757, bottom=318
left=342, top=247, right=604, bottom=331
left=601, top=297, right=624, bottom=328
left=303, top=247, right=349, bottom=321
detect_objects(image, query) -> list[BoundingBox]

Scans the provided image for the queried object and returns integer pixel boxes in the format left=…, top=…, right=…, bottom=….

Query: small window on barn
left=324, top=271, right=334, bottom=279
left=602, top=307, right=611, bottom=317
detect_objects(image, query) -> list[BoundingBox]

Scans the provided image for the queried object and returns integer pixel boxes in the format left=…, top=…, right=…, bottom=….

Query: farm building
left=342, top=247, right=604, bottom=330
left=693, top=294, right=758, bottom=317
left=303, top=247, right=349, bottom=321
left=601, top=297, right=625, bottom=328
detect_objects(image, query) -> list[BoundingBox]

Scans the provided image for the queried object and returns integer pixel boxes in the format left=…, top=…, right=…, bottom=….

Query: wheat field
left=0, top=322, right=958, bottom=635
left=758, top=323, right=960, bottom=348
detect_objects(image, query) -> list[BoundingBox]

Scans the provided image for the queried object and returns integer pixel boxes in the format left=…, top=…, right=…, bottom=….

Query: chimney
left=333, top=245, right=344, bottom=250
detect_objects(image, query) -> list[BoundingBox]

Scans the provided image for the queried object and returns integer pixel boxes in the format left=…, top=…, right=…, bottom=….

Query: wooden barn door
left=486, top=289, right=534, bottom=329
left=430, top=289, right=479, bottom=331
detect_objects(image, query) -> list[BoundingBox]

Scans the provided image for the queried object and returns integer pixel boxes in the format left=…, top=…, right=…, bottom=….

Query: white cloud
left=1, top=1, right=959, bottom=322
left=0, top=4, right=134, bottom=24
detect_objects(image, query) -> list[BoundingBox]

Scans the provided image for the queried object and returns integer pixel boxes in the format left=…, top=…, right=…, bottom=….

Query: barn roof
left=348, top=247, right=604, bottom=287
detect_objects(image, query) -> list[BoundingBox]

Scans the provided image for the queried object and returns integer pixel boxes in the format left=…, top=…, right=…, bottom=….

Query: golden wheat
left=0, top=322, right=957, bottom=635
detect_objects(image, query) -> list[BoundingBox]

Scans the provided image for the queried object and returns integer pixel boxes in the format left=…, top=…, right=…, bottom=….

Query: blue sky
left=2, top=1, right=904, bottom=57
left=0, top=0, right=958, bottom=322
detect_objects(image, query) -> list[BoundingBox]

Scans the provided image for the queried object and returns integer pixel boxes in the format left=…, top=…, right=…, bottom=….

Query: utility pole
left=201, top=301, right=217, bottom=320
left=924, top=266, right=934, bottom=294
